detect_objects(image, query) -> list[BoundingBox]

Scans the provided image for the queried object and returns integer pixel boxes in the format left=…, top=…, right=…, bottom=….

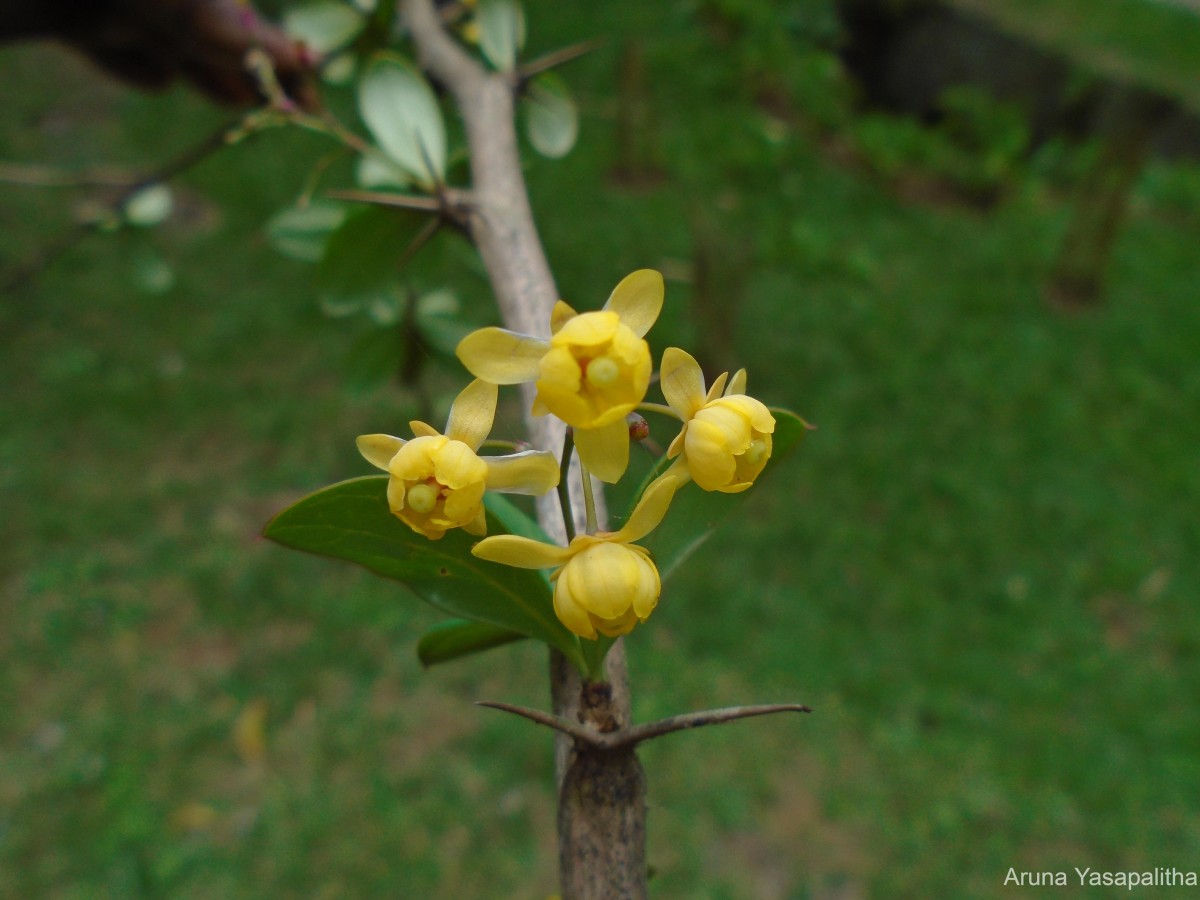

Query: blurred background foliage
left=2, top=0, right=1199, bottom=896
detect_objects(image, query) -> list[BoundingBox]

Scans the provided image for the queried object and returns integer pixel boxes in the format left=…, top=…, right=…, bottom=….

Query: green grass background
left=3, top=1, right=1199, bottom=897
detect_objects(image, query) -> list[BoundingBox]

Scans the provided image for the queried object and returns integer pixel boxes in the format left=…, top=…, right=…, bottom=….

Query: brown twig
left=2, top=117, right=242, bottom=293
left=479, top=700, right=812, bottom=751
left=517, top=39, right=606, bottom=83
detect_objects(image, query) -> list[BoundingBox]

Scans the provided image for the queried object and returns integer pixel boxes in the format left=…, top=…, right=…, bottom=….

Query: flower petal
left=456, top=327, right=548, bottom=384
left=444, top=378, right=497, bottom=450
left=684, top=417, right=738, bottom=491
left=610, top=472, right=681, bottom=544
left=726, top=368, right=747, bottom=396
left=463, top=508, right=488, bottom=536
left=409, top=420, right=440, bottom=438
left=573, top=417, right=629, bottom=484
left=603, top=269, right=663, bottom=338
left=484, top=450, right=561, bottom=495
left=660, top=347, right=707, bottom=420
left=706, top=371, right=729, bottom=403
left=433, top=440, right=489, bottom=489
left=357, top=434, right=404, bottom=470
left=472, top=534, right=573, bottom=569
left=553, top=580, right=597, bottom=640
left=550, top=300, right=577, bottom=335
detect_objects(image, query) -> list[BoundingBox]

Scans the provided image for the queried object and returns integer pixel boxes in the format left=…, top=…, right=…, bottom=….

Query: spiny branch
left=478, top=700, right=812, bottom=751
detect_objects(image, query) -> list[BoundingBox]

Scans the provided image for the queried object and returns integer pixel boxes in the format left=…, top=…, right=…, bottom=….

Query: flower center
left=743, top=438, right=768, bottom=466
left=407, top=482, right=441, bottom=514
left=583, top=354, right=620, bottom=388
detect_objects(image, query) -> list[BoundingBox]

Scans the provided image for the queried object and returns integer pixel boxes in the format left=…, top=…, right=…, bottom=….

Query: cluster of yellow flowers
left=357, top=270, right=776, bottom=640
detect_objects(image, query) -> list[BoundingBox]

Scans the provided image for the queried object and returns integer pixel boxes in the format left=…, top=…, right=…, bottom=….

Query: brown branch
left=480, top=700, right=812, bottom=751
left=603, top=703, right=812, bottom=750
left=2, top=117, right=241, bottom=294
left=401, top=3, right=631, bottom=896
left=517, top=39, right=606, bottom=83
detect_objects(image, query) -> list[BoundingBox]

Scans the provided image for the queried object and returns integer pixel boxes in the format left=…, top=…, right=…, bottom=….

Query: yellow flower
left=472, top=475, right=680, bottom=639
left=659, top=347, right=776, bottom=493
left=357, top=379, right=560, bottom=540
left=455, top=269, right=664, bottom=483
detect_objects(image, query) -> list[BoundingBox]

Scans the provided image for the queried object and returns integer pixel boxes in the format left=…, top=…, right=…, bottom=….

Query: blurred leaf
left=129, top=247, right=175, bottom=295
left=267, top=203, right=347, bottom=263
left=639, top=409, right=811, bottom=581
left=477, top=0, right=526, bottom=72
left=415, top=289, right=472, bottom=358
left=356, top=152, right=413, bottom=189
left=122, top=183, right=173, bottom=227
left=358, top=53, right=446, bottom=189
left=417, top=618, right=525, bottom=667
left=264, top=478, right=584, bottom=668
left=283, top=2, right=366, bottom=54
left=232, top=698, right=268, bottom=764
left=522, top=72, right=578, bottom=159
left=343, top=321, right=404, bottom=389
left=317, top=205, right=427, bottom=314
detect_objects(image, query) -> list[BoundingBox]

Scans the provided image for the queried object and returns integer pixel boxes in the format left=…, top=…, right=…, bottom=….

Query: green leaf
left=123, top=183, right=173, bottom=227
left=283, top=2, right=366, bottom=55
left=264, top=476, right=585, bottom=669
left=481, top=493, right=554, bottom=544
left=477, top=0, right=526, bottom=72
left=522, top=72, right=579, bottom=159
left=317, top=206, right=427, bottom=314
left=358, top=53, right=446, bottom=189
left=267, top=203, right=347, bottom=263
left=417, top=619, right=525, bottom=667
left=639, top=409, right=811, bottom=581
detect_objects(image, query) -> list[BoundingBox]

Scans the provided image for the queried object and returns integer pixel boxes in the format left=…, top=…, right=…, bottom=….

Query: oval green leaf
left=317, top=205, right=428, bottom=313
left=417, top=619, right=525, bottom=667
left=477, top=0, right=526, bottom=72
left=264, top=476, right=584, bottom=668
left=267, top=203, right=347, bottom=263
left=283, top=2, right=366, bottom=55
left=638, top=408, right=811, bottom=581
left=522, top=71, right=578, bottom=159
left=358, top=53, right=446, bottom=189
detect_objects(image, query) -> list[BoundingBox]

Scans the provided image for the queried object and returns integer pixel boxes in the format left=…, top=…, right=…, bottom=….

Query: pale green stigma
left=584, top=355, right=621, bottom=388
left=407, top=482, right=440, bottom=514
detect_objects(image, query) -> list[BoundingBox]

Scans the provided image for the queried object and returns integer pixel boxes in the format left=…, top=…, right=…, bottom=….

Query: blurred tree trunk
left=1047, top=85, right=1174, bottom=308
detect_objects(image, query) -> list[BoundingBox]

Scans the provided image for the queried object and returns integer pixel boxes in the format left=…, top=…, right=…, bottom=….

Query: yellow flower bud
left=685, top=396, right=775, bottom=493
left=660, top=348, right=777, bottom=493
left=552, top=542, right=660, bottom=640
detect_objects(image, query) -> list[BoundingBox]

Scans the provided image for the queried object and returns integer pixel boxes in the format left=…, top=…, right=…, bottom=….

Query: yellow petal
left=463, top=505, right=488, bottom=536
left=550, top=300, right=577, bottom=335
left=726, top=368, right=747, bottom=396
left=472, top=534, right=574, bottom=569
left=484, top=451, right=561, bottom=495
left=456, top=327, right=548, bottom=384
left=386, top=474, right=406, bottom=512
left=552, top=310, right=620, bottom=347
left=706, top=371, right=729, bottom=403
left=610, top=472, right=681, bottom=544
left=684, top=417, right=738, bottom=491
left=553, top=580, right=598, bottom=640
left=433, top=440, right=489, bottom=489
left=573, top=417, right=629, bottom=484
left=660, top=347, right=707, bottom=420
left=409, top=420, right=440, bottom=438
left=603, top=269, right=664, bottom=338
left=357, top=434, right=405, bottom=470
left=444, top=379, right=497, bottom=450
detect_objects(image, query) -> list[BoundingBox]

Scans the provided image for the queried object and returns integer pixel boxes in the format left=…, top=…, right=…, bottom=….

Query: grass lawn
left=2, top=1, right=1198, bottom=897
